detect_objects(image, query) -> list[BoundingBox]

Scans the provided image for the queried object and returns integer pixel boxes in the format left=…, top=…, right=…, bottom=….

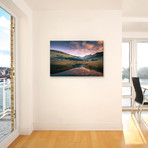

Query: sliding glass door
left=0, top=7, right=15, bottom=141
left=122, top=39, right=148, bottom=110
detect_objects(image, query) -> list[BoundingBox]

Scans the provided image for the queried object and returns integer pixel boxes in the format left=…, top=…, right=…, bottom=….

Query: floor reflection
left=122, top=111, right=148, bottom=146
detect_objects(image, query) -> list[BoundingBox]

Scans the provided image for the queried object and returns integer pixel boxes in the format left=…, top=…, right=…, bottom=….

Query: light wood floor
left=8, top=112, right=148, bottom=148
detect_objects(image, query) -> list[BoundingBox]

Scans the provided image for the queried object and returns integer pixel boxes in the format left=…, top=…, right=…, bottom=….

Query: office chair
left=132, top=77, right=148, bottom=116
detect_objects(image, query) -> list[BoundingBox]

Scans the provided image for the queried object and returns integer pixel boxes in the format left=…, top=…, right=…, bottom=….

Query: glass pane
left=137, top=43, right=148, bottom=82
left=141, top=85, right=148, bottom=95
left=0, top=8, right=14, bottom=141
left=0, top=87, right=3, bottom=113
left=122, top=98, right=131, bottom=107
left=122, top=43, right=130, bottom=82
left=5, top=80, right=11, bottom=110
left=135, top=99, right=148, bottom=107
left=135, top=102, right=139, bottom=107
left=122, top=87, right=132, bottom=96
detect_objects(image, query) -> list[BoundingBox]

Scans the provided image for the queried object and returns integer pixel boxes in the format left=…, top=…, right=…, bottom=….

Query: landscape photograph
left=50, top=41, right=104, bottom=76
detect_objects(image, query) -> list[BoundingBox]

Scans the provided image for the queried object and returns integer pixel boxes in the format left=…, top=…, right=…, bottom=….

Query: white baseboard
left=33, top=122, right=123, bottom=131
left=19, top=128, right=33, bottom=135
left=0, top=130, right=19, bottom=148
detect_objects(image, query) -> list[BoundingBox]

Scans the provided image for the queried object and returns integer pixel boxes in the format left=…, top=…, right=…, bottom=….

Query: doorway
left=0, top=7, right=15, bottom=141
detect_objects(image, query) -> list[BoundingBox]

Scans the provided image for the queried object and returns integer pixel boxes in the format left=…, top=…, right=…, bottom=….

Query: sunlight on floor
left=141, top=114, right=148, bottom=130
left=122, top=112, right=147, bottom=145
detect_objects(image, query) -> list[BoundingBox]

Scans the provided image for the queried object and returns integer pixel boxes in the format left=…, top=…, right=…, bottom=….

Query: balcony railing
left=0, top=78, right=11, bottom=119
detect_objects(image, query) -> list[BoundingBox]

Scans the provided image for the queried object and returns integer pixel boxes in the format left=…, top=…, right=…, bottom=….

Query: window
left=122, top=43, right=130, bottom=83
left=122, top=40, right=148, bottom=110
left=122, top=41, right=132, bottom=108
left=137, top=43, right=148, bottom=82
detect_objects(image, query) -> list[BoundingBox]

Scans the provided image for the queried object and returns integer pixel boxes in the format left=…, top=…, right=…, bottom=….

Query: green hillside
left=50, top=49, right=103, bottom=74
left=82, top=52, right=103, bottom=61
left=50, top=50, right=82, bottom=61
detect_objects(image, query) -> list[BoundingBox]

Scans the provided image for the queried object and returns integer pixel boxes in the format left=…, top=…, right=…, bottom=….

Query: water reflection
left=51, top=66, right=103, bottom=76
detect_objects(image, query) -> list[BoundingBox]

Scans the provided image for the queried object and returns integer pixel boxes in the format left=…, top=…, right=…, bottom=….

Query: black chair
left=132, top=77, right=148, bottom=115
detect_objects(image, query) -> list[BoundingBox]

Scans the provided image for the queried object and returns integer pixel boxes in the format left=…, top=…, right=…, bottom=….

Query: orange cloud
left=98, top=46, right=103, bottom=52
left=63, top=41, right=103, bottom=57
left=98, top=41, right=103, bottom=44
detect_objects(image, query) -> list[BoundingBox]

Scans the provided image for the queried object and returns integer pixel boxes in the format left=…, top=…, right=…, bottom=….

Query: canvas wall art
left=50, top=41, right=104, bottom=76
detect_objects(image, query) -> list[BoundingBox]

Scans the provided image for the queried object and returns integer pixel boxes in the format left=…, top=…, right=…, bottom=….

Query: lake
left=51, top=66, right=103, bottom=76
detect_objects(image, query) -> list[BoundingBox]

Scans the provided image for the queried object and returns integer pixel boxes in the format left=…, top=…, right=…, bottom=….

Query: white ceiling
left=122, top=0, right=148, bottom=17
left=24, top=0, right=121, bottom=10
left=24, top=0, right=148, bottom=32
left=24, top=0, right=148, bottom=18
left=122, top=0, right=148, bottom=32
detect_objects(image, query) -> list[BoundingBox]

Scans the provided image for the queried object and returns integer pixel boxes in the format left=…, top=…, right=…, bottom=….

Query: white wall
left=12, top=0, right=33, bottom=135
left=18, top=16, right=33, bottom=135
left=24, top=0, right=121, bottom=10
left=32, top=10, right=122, bottom=130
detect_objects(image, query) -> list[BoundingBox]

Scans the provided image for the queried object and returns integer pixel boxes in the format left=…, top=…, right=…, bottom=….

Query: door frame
left=0, top=3, right=19, bottom=148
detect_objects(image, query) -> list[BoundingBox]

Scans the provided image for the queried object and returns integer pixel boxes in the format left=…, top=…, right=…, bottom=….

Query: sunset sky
left=50, top=41, right=104, bottom=57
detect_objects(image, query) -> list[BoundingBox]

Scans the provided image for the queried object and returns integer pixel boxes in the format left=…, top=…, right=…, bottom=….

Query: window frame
left=122, top=40, right=133, bottom=109
left=0, top=4, right=18, bottom=146
left=122, top=39, right=148, bottom=110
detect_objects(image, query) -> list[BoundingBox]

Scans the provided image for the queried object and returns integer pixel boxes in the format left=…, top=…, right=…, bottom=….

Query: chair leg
left=131, top=101, right=135, bottom=116
left=137, top=104, right=140, bottom=113
left=140, top=104, right=144, bottom=118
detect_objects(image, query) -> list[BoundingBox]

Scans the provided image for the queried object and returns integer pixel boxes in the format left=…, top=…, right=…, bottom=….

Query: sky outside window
left=122, top=43, right=130, bottom=69
left=0, top=8, right=11, bottom=67
left=137, top=43, right=148, bottom=69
